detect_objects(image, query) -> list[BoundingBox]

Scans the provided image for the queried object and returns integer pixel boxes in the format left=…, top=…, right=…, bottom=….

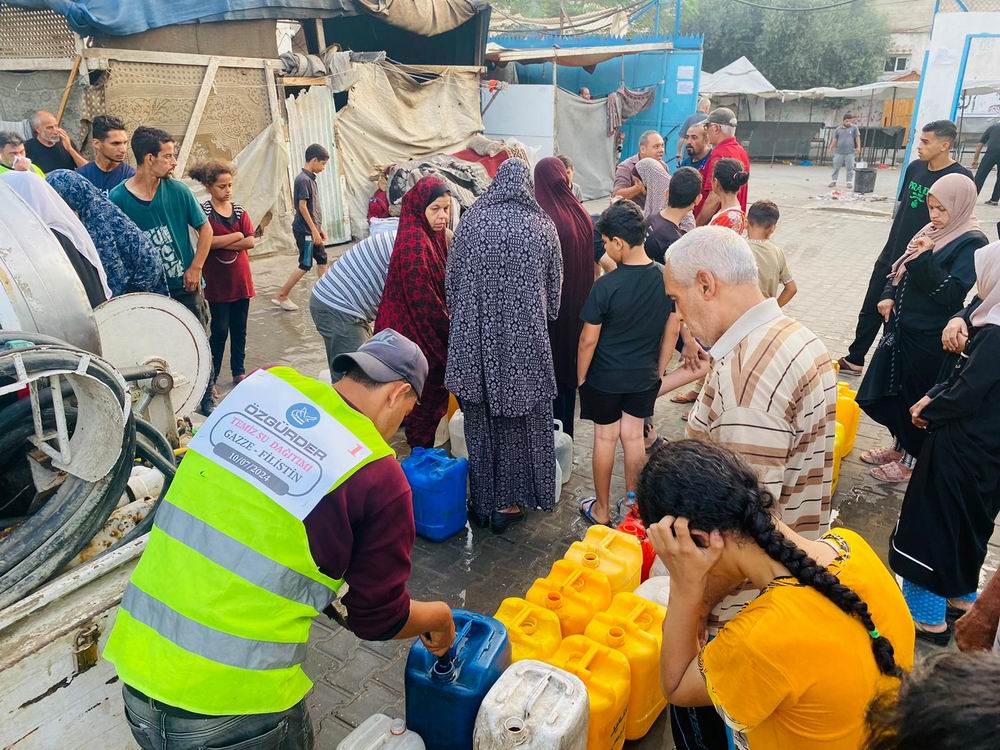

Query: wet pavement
left=224, top=165, right=1000, bottom=748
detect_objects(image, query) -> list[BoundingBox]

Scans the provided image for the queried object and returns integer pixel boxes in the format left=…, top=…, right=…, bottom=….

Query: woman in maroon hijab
left=374, top=175, right=452, bottom=447
left=534, top=156, right=595, bottom=438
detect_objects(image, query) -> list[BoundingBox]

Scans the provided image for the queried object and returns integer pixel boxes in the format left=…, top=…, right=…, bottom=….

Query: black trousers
left=845, top=260, right=891, bottom=367
left=975, top=150, right=1000, bottom=203
left=552, top=383, right=577, bottom=439
left=670, top=704, right=730, bottom=750
left=170, top=289, right=216, bottom=409
left=208, top=298, right=251, bottom=379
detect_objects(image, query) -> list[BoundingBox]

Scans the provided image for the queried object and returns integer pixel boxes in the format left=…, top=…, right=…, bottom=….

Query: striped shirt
left=686, top=298, right=838, bottom=629
left=311, top=230, right=396, bottom=322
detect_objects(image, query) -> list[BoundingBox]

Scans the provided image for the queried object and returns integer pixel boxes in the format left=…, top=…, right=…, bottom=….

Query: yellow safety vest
left=103, top=367, right=394, bottom=715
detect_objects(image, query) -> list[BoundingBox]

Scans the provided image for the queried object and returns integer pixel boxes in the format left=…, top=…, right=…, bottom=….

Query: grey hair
left=716, top=123, right=736, bottom=137
left=29, top=111, right=44, bottom=131
left=639, top=129, right=661, bottom=146
left=0, top=131, right=24, bottom=148
left=665, top=226, right=759, bottom=286
left=698, top=96, right=711, bottom=111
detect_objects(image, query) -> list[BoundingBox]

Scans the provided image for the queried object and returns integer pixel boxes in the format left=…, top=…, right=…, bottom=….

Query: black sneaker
left=914, top=623, right=952, bottom=647
left=199, top=394, right=217, bottom=416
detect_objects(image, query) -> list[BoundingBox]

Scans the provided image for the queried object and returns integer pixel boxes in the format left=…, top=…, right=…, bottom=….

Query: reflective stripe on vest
left=121, top=583, right=307, bottom=671
left=154, top=501, right=335, bottom=612
left=103, top=367, right=395, bottom=715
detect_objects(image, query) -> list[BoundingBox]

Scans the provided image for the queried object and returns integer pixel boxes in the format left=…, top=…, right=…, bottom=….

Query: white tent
left=699, top=56, right=777, bottom=97
left=783, top=80, right=918, bottom=101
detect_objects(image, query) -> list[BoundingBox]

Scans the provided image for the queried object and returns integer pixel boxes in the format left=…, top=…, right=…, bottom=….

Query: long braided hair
left=636, top=440, right=903, bottom=679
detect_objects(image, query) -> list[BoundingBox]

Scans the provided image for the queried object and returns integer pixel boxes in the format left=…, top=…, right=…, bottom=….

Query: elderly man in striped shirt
left=660, top=225, right=839, bottom=745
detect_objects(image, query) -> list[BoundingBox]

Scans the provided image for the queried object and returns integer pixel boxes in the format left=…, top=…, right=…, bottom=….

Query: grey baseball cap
left=333, top=329, right=429, bottom=398
left=706, top=107, right=738, bottom=128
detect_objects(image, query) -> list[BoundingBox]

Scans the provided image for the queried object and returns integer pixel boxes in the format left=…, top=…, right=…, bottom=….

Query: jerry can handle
left=553, top=419, right=563, bottom=432
left=520, top=670, right=574, bottom=719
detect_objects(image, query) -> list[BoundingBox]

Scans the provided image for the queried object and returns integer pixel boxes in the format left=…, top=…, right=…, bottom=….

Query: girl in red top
left=708, top=158, right=750, bottom=236
left=188, top=161, right=256, bottom=384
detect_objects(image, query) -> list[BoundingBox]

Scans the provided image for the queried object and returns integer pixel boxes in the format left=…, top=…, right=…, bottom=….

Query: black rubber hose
left=0, top=414, right=136, bottom=608
left=0, top=337, right=183, bottom=600
left=135, top=416, right=177, bottom=470
left=0, top=409, right=93, bottom=578
left=0, top=346, right=127, bottom=412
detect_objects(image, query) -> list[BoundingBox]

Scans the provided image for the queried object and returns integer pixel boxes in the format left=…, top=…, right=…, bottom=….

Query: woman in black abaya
left=890, top=241, right=1000, bottom=645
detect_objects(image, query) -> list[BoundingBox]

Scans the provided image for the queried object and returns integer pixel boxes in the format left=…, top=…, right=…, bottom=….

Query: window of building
left=884, top=56, right=910, bottom=73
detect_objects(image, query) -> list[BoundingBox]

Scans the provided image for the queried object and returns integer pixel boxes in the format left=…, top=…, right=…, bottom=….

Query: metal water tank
left=0, top=181, right=101, bottom=354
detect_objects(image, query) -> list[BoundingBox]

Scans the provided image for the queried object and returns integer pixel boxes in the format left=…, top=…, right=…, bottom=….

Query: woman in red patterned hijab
left=374, top=175, right=452, bottom=447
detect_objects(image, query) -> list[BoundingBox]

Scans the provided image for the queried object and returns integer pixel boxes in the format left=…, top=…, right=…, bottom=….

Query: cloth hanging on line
left=606, top=85, right=656, bottom=136
left=555, top=89, right=615, bottom=200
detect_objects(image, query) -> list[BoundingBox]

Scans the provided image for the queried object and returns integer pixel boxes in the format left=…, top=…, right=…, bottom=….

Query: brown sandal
left=670, top=390, right=700, bottom=404
left=860, top=446, right=900, bottom=466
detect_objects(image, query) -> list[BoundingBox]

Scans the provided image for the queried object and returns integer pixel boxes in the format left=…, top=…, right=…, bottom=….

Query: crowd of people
left=5, top=102, right=1000, bottom=749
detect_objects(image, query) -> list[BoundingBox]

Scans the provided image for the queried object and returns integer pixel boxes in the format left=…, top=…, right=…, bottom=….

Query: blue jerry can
left=405, top=609, right=511, bottom=750
left=401, top=447, right=468, bottom=542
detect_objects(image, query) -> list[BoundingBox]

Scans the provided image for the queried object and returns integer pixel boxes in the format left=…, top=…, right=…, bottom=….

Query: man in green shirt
left=110, top=126, right=216, bottom=412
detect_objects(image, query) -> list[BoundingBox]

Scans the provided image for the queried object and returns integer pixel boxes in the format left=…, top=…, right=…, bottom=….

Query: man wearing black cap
left=696, top=107, right=751, bottom=226
left=105, top=329, right=455, bottom=750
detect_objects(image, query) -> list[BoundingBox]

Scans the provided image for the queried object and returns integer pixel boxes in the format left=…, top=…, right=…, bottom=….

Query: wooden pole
left=55, top=55, right=82, bottom=125
left=176, top=57, right=220, bottom=176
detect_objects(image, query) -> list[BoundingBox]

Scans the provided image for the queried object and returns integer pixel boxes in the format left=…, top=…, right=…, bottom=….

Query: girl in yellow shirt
left=637, top=440, right=915, bottom=750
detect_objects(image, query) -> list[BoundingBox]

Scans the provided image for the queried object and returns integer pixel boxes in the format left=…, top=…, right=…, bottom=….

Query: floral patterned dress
left=445, top=159, right=563, bottom=515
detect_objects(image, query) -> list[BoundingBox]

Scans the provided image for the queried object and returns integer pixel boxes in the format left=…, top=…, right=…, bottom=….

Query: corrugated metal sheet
left=285, top=86, right=352, bottom=244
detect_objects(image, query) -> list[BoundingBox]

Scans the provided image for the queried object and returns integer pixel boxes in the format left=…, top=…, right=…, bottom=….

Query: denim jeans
left=121, top=685, right=314, bottom=749
left=831, top=153, right=856, bottom=184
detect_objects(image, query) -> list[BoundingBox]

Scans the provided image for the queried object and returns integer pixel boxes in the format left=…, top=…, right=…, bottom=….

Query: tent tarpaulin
left=184, top=122, right=296, bottom=258
left=9, top=0, right=482, bottom=37
left=697, top=58, right=922, bottom=102
left=486, top=41, right=673, bottom=68
left=336, top=61, right=483, bottom=237
left=699, top=56, right=776, bottom=97
left=554, top=88, right=613, bottom=201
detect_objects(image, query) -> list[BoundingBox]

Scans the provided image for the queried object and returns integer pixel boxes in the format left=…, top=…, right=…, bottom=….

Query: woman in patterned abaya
left=374, top=176, right=452, bottom=448
left=857, top=173, right=987, bottom=482
left=890, top=241, right=1000, bottom=645
left=446, top=159, right=563, bottom=533
left=534, top=156, right=594, bottom=438
left=45, top=169, right=167, bottom=297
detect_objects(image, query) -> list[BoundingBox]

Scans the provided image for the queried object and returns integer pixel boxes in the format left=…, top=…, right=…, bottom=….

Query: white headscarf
left=1, top=170, right=112, bottom=298
left=971, top=241, right=1000, bottom=329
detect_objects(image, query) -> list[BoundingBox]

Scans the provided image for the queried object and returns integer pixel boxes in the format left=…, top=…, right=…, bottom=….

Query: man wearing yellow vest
left=104, top=329, right=456, bottom=749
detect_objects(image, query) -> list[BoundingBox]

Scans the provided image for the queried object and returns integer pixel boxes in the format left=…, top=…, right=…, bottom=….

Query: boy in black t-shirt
left=577, top=201, right=671, bottom=526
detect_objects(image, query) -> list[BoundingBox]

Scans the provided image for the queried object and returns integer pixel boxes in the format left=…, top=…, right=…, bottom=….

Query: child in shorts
left=272, top=143, right=330, bottom=311
left=746, top=200, right=797, bottom=307
left=577, top=200, right=672, bottom=526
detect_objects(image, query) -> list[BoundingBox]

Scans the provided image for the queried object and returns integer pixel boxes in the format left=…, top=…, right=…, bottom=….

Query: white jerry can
left=336, top=714, right=425, bottom=750
left=552, top=420, right=573, bottom=485
left=448, top=410, right=468, bottom=459
left=473, top=659, right=589, bottom=750
left=634, top=575, right=670, bottom=608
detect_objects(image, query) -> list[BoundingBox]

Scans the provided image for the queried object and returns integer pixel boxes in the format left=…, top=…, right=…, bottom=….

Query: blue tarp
left=9, top=1, right=357, bottom=36
left=491, top=33, right=704, bottom=162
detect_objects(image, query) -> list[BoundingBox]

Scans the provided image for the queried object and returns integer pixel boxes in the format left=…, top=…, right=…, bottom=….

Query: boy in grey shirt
left=829, top=113, right=861, bottom=189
